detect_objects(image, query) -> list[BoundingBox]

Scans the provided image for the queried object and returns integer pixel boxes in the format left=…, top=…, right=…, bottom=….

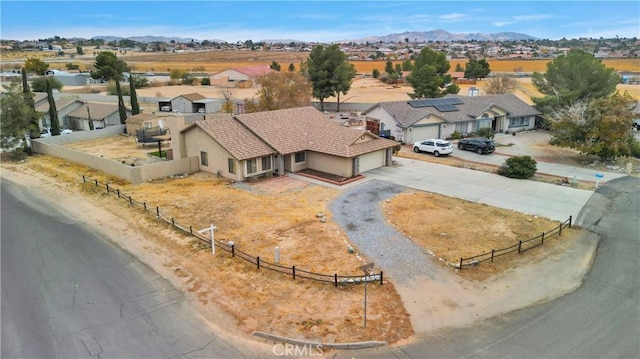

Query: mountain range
left=91, top=29, right=535, bottom=44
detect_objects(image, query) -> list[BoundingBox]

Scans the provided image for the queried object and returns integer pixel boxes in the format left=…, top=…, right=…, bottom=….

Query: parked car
left=413, top=139, right=453, bottom=157
left=457, top=137, right=496, bottom=154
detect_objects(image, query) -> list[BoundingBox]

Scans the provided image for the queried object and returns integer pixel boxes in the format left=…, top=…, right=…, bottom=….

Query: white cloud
left=512, top=14, right=555, bottom=21
left=441, top=13, right=464, bottom=21
left=492, top=21, right=513, bottom=27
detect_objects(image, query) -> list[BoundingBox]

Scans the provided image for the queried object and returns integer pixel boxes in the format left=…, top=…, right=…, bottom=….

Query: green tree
left=454, top=63, right=464, bottom=72
left=129, top=76, right=141, bottom=115
left=384, top=60, right=394, bottom=74
left=464, top=57, right=491, bottom=79
left=401, top=59, right=413, bottom=72
left=548, top=92, right=636, bottom=160
left=1, top=80, right=41, bottom=150
left=30, top=77, right=63, bottom=92
left=288, top=63, right=296, bottom=72
left=24, top=57, right=49, bottom=75
left=532, top=49, right=618, bottom=114
left=91, top=52, right=129, bottom=125
left=372, top=68, right=380, bottom=78
left=307, top=44, right=356, bottom=112
left=498, top=156, right=537, bottom=179
left=65, top=63, right=80, bottom=70
left=406, top=47, right=459, bottom=99
left=484, top=75, right=517, bottom=95
left=395, top=63, right=403, bottom=75
left=45, top=79, right=61, bottom=135
left=76, top=46, right=84, bottom=55
left=170, top=68, right=186, bottom=81
left=270, top=61, right=281, bottom=71
left=21, top=69, right=39, bottom=139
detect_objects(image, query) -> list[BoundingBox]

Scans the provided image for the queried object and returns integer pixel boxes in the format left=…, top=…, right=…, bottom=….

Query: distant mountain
left=344, top=29, right=537, bottom=43
left=91, top=35, right=226, bottom=43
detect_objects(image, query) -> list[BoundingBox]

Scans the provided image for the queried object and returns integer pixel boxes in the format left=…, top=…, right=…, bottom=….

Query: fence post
left=559, top=223, right=563, bottom=236
left=518, top=241, right=522, bottom=253
left=190, top=226, right=193, bottom=235
left=334, top=274, right=338, bottom=287
left=459, top=257, right=463, bottom=270
left=542, top=232, right=545, bottom=245
left=128, top=196, right=132, bottom=206
left=143, top=202, right=146, bottom=211
left=106, top=183, right=109, bottom=193
left=231, top=244, right=235, bottom=257
left=117, top=189, right=120, bottom=198
left=380, top=271, right=383, bottom=285
left=82, top=175, right=86, bottom=183
left=256, top=256, right=260, bottom=270
left=156, top=206, right=160, bottom=219
left=491, top=249, right=495, bottom=262
left=569, top=215, right=572, bottom=228
left=94, top=179, right=98, bottom=187
left=292, top=265, right=296, bottom=280
left=171, top=218, right=175, bottom=227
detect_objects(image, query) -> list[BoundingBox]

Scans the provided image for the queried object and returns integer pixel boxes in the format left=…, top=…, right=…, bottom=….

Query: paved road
left=364, top=157, right=593, bottom=222
left=336, top=176, right=640, bottom=358
left=0, top=178, right=252, bottom=359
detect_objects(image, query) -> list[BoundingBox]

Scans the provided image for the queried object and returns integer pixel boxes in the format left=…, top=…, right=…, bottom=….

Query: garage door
left=408, top=125, right=440, bottom=143
left=359, top=150, right=385, bottom=173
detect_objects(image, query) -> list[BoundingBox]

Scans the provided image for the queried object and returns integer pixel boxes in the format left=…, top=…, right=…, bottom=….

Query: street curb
left=252, top=331, right=387, bottom=350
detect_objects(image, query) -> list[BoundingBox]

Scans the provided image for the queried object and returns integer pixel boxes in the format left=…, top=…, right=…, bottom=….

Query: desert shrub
left=200, top=77, right=210, bottom=86
left=628, top=138, right=640, bottom=158
left=476, top=127, right=494, bottom=139
left=450, top=131, right=462, bottom=140
left=107, top=80, right=131, bottom=96
left=498, top=155, right=537, bottom=179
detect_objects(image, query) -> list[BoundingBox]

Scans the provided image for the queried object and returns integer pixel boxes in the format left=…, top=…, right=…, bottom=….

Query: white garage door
left=359, top=150, right=385, bottom=173
left=408, top=125, right=440, bottom=143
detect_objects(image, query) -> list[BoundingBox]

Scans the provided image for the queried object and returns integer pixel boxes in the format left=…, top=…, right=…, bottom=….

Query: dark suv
left=457, top=137, right=495, bottom=154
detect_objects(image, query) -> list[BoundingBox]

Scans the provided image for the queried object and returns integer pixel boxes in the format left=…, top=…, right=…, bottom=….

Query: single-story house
left=36, top=96, right=84, bottom=131
left=66, top=102, right=131, bottom=131
left=157, top=93, right=219, bottom=114
left=210, top=65, right=275, bottom=87
left=362, top=94, right=541, bottom=144
left=43, top=70, right=91, bottom=86
left=178, top=106, right=398, bottom=181
left=125, top=112, right=172, bottom=135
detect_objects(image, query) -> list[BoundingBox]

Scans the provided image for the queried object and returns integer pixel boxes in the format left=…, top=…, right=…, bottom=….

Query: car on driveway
left=457, top=137, right=495, bottom=154
left=413, top=139, right=453, bottom=157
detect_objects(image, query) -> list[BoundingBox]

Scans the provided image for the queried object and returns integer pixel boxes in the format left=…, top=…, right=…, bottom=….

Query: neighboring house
left=43, top=70, right=91, bottom=86
left=157, top=93, right=219, bottom=114
left=66, top=102, right=131, bottom=131
left=36, top=96, right=84, bottom=130
left=125, top=113, right=172, bottom=135
left=178, top=106, right=398, bottom=181
left=362, top=94, right=541, bottom=143
left=209, top=65, right=275, bottom=87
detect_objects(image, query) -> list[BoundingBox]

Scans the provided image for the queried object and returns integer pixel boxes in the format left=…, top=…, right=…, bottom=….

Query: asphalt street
left=0, top=178, right=251, bottom=359
left=336, top=176, right=640, bottom=358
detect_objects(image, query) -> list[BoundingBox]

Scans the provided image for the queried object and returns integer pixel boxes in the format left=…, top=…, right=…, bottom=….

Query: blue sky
left=1, top=1, right=639, bottom=42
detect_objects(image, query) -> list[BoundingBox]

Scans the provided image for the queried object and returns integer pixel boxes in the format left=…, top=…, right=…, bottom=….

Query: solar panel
left=408, top=97, right=463, bottom=108
left=434, top=104, right=459, bottom=112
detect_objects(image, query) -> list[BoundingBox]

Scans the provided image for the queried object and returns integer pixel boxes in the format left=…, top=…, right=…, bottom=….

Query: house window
left=228, top=158, right=235, bottom=174
left=478, top=119, right=492, bottom=129
left=247, top=159, right=257, bottom=174
left=455, top=122, right=467, bottom=134
left=143, top=122, right=152, bottom=129
left=200, top=151, right=208, bottom=166
left=294, top=151, right=306, bottom=163
left=261, top=156, right=271, bottom=171
left=510, top=117, right=529, bottom=127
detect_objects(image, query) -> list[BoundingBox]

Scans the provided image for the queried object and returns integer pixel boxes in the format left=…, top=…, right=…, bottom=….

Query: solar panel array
left=408, top=97, right=463, bottom=112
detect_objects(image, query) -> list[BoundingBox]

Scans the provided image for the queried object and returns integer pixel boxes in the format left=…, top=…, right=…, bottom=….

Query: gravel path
left=329, top=179, right=450, bottom=284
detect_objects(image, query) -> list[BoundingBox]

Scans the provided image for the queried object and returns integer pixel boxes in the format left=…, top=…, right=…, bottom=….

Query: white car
left=413, top=139, right=453, bottom=157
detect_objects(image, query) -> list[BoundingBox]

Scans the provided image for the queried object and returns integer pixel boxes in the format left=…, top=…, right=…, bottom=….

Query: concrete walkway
left=363, top=157, right=595, bottom=222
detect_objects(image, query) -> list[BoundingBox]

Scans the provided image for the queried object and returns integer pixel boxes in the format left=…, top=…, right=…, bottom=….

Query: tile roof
left=67, top=102, right=120, bottom=120
left=35, top=97, right=81, bottom=113
left=365, top=94, right=541, bottom=126
left=235, top=106, right=398, bottom=158
left=185, top=113, right=274, bottom=161
left=174, top=93, right=205, bottom=102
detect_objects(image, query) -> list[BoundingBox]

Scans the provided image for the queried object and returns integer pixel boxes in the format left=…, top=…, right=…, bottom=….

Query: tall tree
left=0, top=81, right=41, bottom=151
left=384, top=60, right=395, bottom=74
left=246, top=72, right=311, bottom=112
left=129, top=75, right=141, bottom=115
left=548, top=92, right=636, bottom=160
left=334, top=61, right=356, bottom=113
left=464, top=57, right=491, bottom=79
left=21, top=69, right=39, bottom=138
left=91, top=52, right=129, bottom=125
left=406, top=47, right=459, bottom=99
left=532, top=49, right=618, bottom=114
left=45, top=79, right=60, bottom=135
left=307, top=44, right=356, bottom=111
left=484, top=75, right=517, bottom=95
left=24, top=57, right=49, bottom=75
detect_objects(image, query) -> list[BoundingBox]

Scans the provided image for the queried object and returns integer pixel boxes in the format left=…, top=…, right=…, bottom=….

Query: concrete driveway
left=363, top=157, right=595, bottom=222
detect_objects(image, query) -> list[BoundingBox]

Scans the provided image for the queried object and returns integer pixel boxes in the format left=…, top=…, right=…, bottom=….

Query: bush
left=451, top=131, right=462, bottom=140
left=476, top=127, right=494, bottom=139
left=31, top=77, right=63, bottom=92
left=498, top=155, right=537, bottom=179
left=107, top=80, right=131, bottom=96
left=200, top=77, right=210, bottom=86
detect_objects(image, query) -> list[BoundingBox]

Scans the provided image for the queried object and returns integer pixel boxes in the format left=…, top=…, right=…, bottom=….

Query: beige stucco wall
left=307, top=152, right=353, bottom=177
left=183, top=126, right=243, bottom=181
